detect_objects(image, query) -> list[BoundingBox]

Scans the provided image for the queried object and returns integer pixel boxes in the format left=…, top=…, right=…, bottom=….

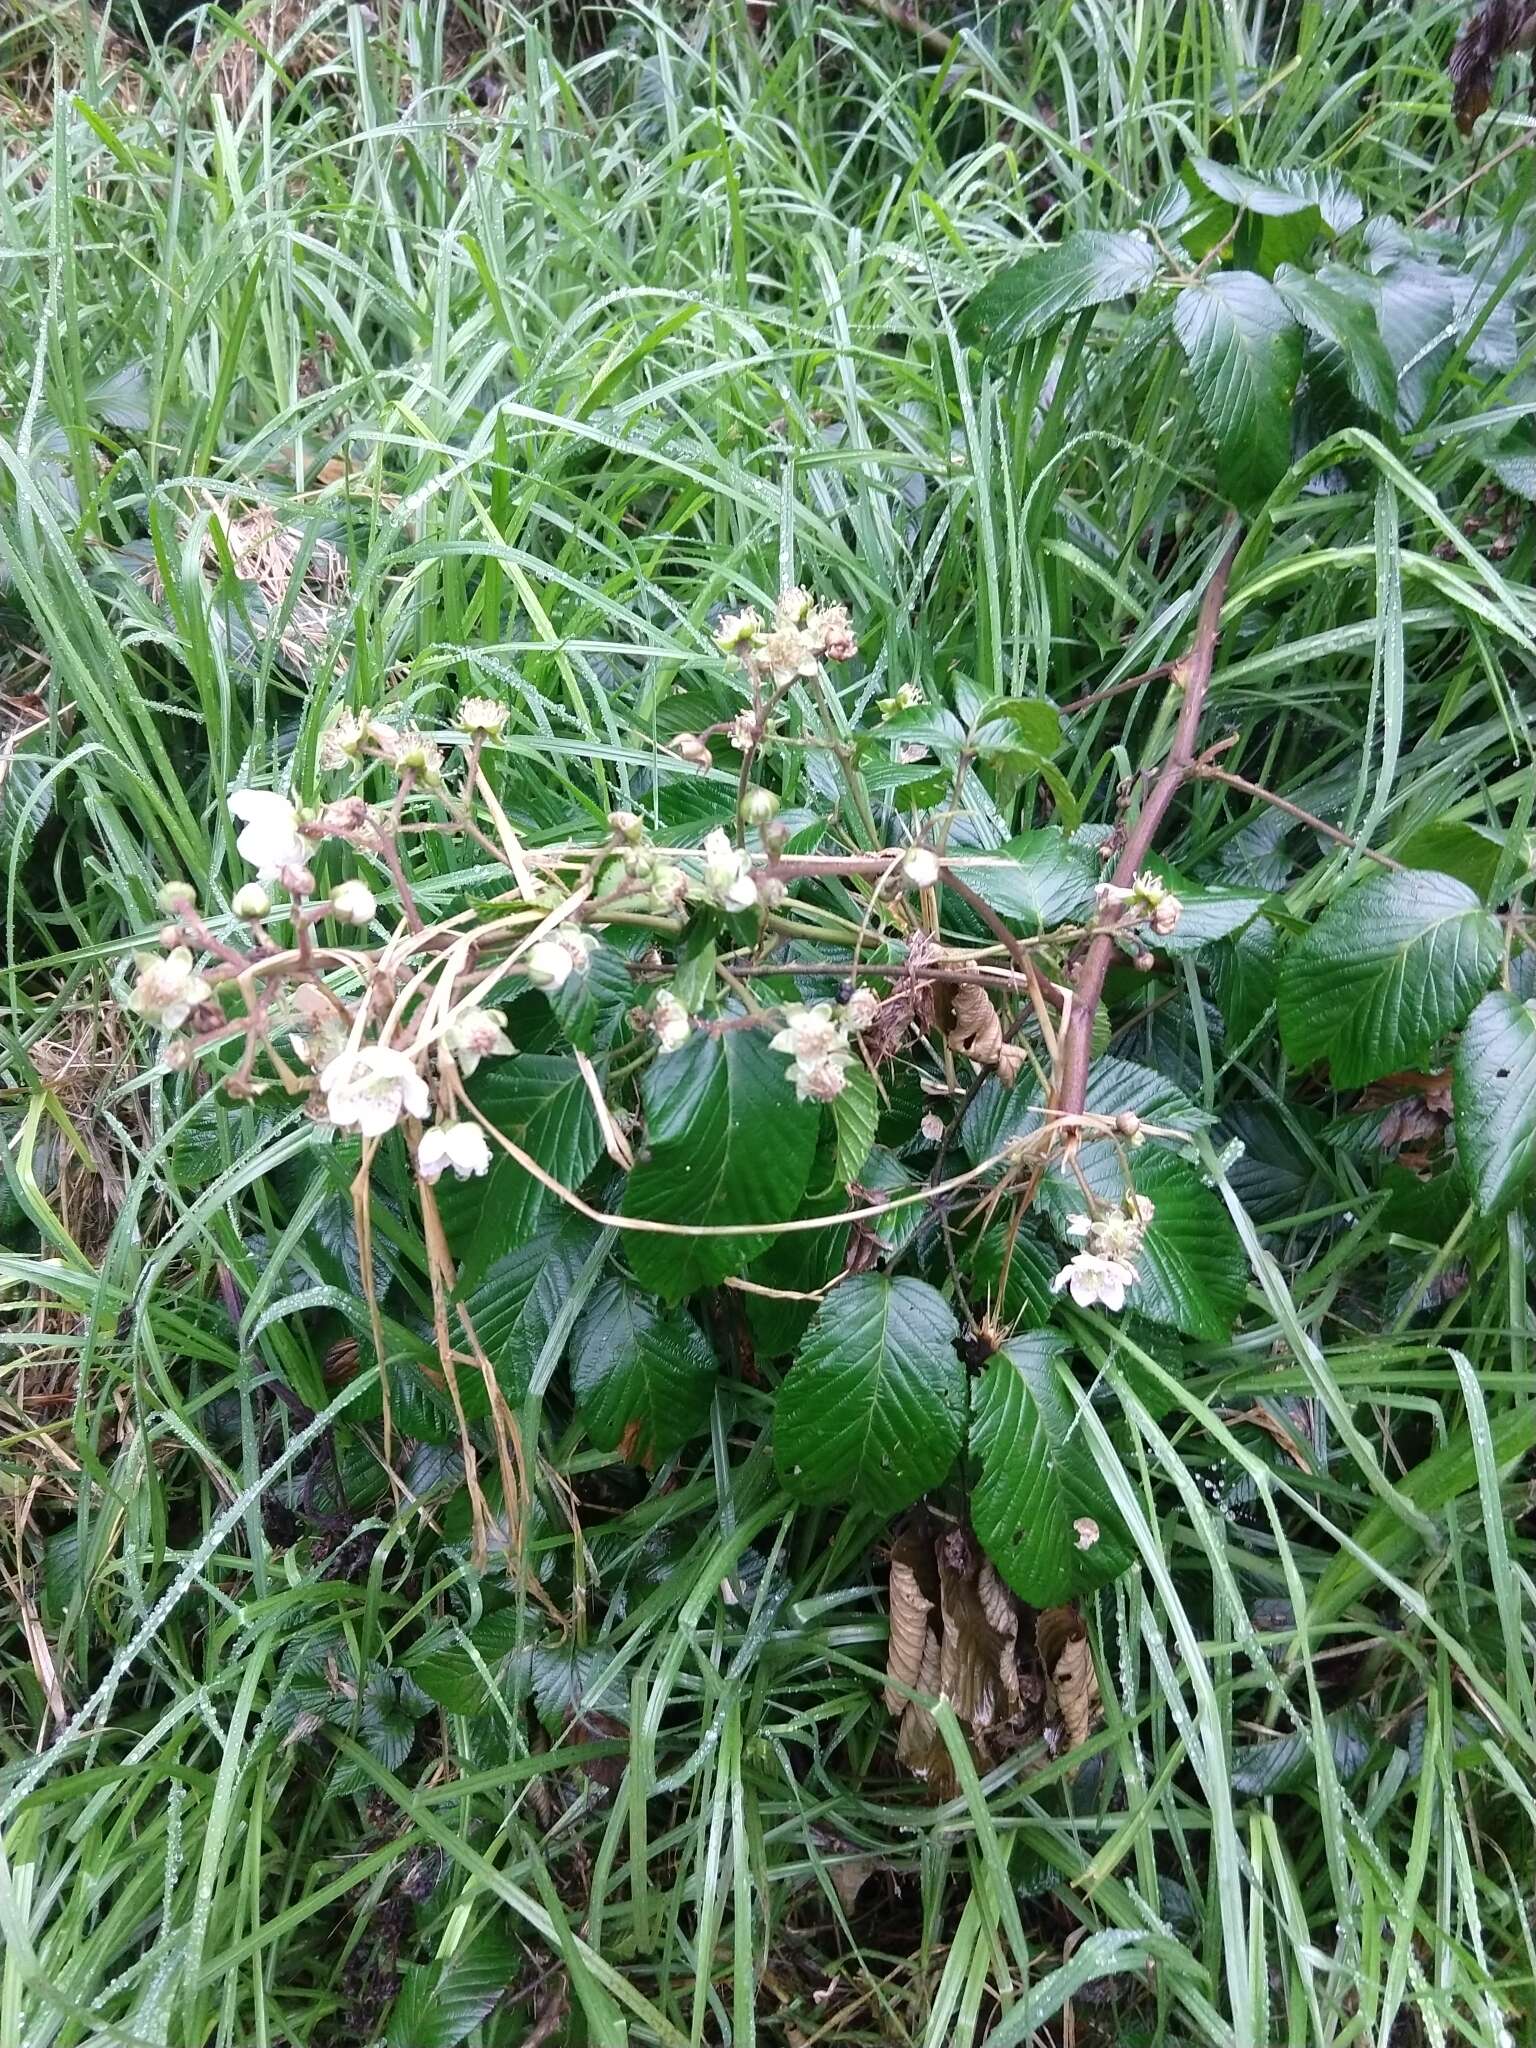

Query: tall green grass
left=2, top=3, right=1533, bottom=2043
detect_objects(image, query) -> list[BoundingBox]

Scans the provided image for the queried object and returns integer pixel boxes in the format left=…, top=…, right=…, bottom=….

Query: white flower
left=1051, top=1251, right=1138, bottom=1313
left=842, top=986, right=880, bottom=1032
left=230, top=789, right=306, bottom=881
left=329, top=879, right=376, bottom=926
left=793, top=1054, right=850, bottom=1103
left=456, top=695, right=509, bottom=738
left=126, top=947, right=211, bottom=1030
left=714, top=606, right=762, bottom=657
left=442, top=1005, right=514, bottom=1075
left=920, top=1110, right=945, bottom=1143
left=809, top=601, right=857, bottom=663
left=417, top=1121, right=492, bottom=1183
left=1073, top=1517, right=1101, bottom=1550
left=318, top=709, right=368, bottom=769
left=652, top=989, right=691, bottom=1053
left=1067, top=1194, right=1154, bottom=1264
left=902, top=845, right=940, bottom=890
left=700, top=828, right=759, bottom=913
left=728, top=710, right=760, bottom=753
left=770, top=1002, right=848, bottom=1065
left=319, top=1044, right=430, bottom=1138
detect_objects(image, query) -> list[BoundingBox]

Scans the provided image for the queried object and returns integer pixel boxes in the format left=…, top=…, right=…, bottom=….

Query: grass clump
left=2, top=4, right=1535, bottom=2046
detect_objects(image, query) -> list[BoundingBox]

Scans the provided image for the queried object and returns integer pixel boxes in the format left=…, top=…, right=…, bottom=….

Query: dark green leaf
left=775, top=1275, right=965, bottom=1515
left=1065, top=1144, right=1248, bottom=1343
left=445, top=1055, right=602, bottom=1285
left=1395, top=818, right=1506, bottom=902
left=569, top=1276, right=718, bottom=1458
left=971, top=1336, right=1133, bottom=1605
left=1210, top=916, right=1280, bottom=1042
left=622, top=1025, right=819, bottom=1300
left=1452, top=991, right=1536, bottom=1216
left=1278, top=870, right=1501, bottom=1087
left=458, top=1213, right=604, bottom=1412
left=1230, top=1713, right=1372, bottom=1797
left=830, top=1064, right=879, bottom=1186
left=1172, top=271, right=1302, bottom=510
left=388, top=1930, right=522, bottom=2048
left=960, top=232, right=1162, bottom=352
left=968, top=696, right=1064, bottom=764
left=546, top=941, right=633, bottom=1052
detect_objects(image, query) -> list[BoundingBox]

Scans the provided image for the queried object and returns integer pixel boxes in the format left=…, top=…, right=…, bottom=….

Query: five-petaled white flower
left=652, top=988, right=691, bottom=1053
left=126, top=947, right=211, bottom=1030
left=1051, top=1251, right=1138, bottom=1313
left=319, top=1044, right=430, bottom=1138
left=417, top=1121, right=492, bottom=1183
left=229, top=789, right=306, bottom=881
left=442, top=1005, right=514, bottom=1075
left=524, top=930, right=595, bottom=991
left=770, top=1003, right=846, bottom=1064
left=700, top=828, right=759, bottom=913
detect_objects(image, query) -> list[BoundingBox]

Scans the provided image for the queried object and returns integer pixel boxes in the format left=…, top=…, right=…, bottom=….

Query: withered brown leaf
left=946, top=983, right=1025, bottom=1086
left=1037, top=1604, right=1100, bottom=1753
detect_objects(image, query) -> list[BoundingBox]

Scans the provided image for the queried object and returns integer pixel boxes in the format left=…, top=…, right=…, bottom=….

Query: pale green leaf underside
left=1172, top=270, right=1302, bottom=511
left=1453, top=991, right=1536, bottom=1216
left=961, top=231, right=1161, bottom=352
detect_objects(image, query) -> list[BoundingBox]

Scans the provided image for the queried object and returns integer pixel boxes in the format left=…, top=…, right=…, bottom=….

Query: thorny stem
left=1052, top=521, right=1242, bottom=1135
left=1192, top=758, right=1404, bottom=870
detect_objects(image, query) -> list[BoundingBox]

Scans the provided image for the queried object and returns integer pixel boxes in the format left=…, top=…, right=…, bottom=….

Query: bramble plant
left=7, top=3, right=1536, bottom=2042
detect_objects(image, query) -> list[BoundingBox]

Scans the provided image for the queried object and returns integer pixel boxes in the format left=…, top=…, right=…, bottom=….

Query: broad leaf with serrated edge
left=775, top=1275, right=964, bottom=1514
left=960, top=232, right=1161, bottom=353
left=1278, top=869, right=1500, bottom=1087
left=957, top=828, right=1098, bottom=936
left=830, top=1064, right=878, bottom=1186
left=1453, top=991, right=1536, bottom=1216
left=388, top=1930, right=523, bottom=2048
left=1172, top=271, right=1302, bottom=511
left=569, top=1276, right=717, bottom=1459
left=622, top=1025, right=819, bottom=1301
left=457, top=1213, right=602, bottom=1413
left=444, top=1054, right=600, bottom=1285
left=1210, top=916, right=1281, bottom=1043
left=971, top=1335, right=1132, bottom=1606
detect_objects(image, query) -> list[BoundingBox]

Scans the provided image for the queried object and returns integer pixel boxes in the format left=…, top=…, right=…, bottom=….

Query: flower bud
left=608, top=809, right=645, bottom=843
left=1132, top=948, right=1155, bottom=972
left=156, top=881, right=198, bottom=915
left=279, top=862, right=317, bottom=897
left=740, top=786, right=780, bottom=827
left=672, top=732, right=713, bottom=771
left=330, top=879, right=377, bottom=926
left=159, top=924, right=185, bottom=949
left=1114, top=1111, right=1142, bottom=1138
left=232, top=883, right=271, bottom=920
left=902, top=846, right=940, bottom=890
left=525, top=939, right=574, bottom=989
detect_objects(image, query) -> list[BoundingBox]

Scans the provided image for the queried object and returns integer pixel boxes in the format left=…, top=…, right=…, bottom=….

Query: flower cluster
left=1051, top=1194, right=1155, bottom=1313
left=1096, top=870, right=1182, bottom=938
left=714, top=586, right=858, bottom=685
left=769, top=989, right=881, bottom=1104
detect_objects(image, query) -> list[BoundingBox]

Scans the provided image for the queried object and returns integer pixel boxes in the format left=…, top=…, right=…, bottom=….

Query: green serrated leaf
left=546, top=941, right=633, bottom=1052
left=1172, top=271, right=1302, bottom=511
left=1395, top=818, right=1507, bottom=902
left=960, top=231, right=1162, bottom=352
left=775, top=1275, right=964, bottom=1515
left=443, top=1055, right=601, bottom=1283
left=1274, top=263, right=1397, bottom=418
left=830, top=1064, right=878, bottom=1186
left=1278, top=869, right=1501, bottom=1088
left=622, top=1025, right=819, bottom=1301
left=458, top=1213, right=604, bottom=1412
left=1210, top=916, right=1281, bottom=1042
left=1230, top=1714, right=1372, bottom=1798
left=388, top=1928, right=522, bottom=2048
left=971, top=1336, right=1133, bottom=1606
left=1452, top=991, right=1536, bottom=1216
left=968, top=696, right=1064, bottom=764
left=569, top=1276, right=718, bottom=1459
left=955, top=827, right=1098, bottom=936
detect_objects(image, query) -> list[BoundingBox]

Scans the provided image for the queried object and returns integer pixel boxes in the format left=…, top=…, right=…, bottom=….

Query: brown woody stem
left=1052, top=522, right=1242, bottom=1132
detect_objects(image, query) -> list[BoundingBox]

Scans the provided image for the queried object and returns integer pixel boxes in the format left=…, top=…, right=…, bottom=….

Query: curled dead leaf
left=946, top=983, right=1026, bottom=1086
left=1037, top=1604, right=1100, bottom=1754
left=884, top=1541, right=934, bottom=1714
